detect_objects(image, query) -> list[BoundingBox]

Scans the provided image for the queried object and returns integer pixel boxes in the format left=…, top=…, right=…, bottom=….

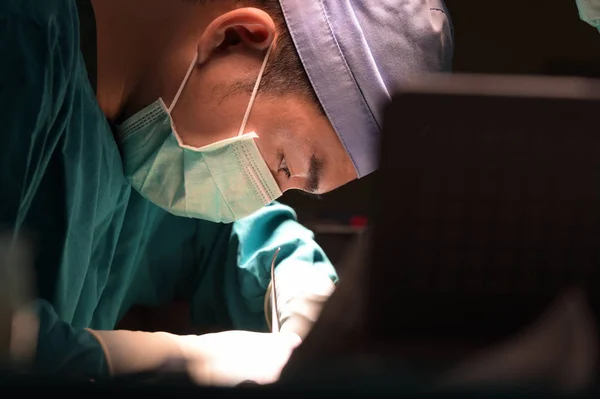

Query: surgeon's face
left=168, top=8, right=358, bottom=195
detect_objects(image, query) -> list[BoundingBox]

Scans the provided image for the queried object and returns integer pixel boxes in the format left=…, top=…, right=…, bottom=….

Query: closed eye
left=278, top=156, right=291, bottom=179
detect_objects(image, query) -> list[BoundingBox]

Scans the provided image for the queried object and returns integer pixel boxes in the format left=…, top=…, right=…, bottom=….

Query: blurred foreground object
left=282, top=73, right=600, bottom=392
left=439, top=289, right=597, bottom=390
left=0, top=235, right=38, bottom=367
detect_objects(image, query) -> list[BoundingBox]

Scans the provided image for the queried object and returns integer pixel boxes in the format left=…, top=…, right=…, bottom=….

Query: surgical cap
left=279, top=0, right=454, bottom=178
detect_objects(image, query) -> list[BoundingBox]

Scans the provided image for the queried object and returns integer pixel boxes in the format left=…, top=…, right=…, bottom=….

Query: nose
left=273, top=174, right=309, bottom=194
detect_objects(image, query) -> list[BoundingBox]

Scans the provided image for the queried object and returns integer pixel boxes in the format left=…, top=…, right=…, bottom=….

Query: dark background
left=280, top=0, right=600, bottom=272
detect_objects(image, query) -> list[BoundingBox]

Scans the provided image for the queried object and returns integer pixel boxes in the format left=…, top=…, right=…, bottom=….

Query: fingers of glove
left=180, top=331, right=302, bottom=386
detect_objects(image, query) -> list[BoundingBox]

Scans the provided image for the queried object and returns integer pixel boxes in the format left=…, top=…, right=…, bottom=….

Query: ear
left=198, top=7, right=277, bottom=64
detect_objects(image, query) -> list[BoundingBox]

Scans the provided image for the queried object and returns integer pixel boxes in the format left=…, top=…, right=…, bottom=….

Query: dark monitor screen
left=366, top=74, right=600, bottom=355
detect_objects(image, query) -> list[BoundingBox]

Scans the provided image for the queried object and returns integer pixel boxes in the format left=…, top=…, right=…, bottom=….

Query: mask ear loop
left=168, top=40, right=273, bottom=126
left=237, top=42, right=274, bottom=137
left=168, top=53, right=199, bottom=114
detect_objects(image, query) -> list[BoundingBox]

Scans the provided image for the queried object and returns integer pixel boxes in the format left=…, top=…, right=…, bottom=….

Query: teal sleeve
left=0, top=0, right=109, bottom=378
left=0, top=0, right=79, bottom=226
left=35, top=300, right=108, bottom=378
left=222, top=202, right=338, bottom=331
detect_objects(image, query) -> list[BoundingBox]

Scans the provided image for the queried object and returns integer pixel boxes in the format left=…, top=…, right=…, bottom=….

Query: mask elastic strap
left=237, top=42, right=274, bottom=137
left=169, top=53, right=199, bottom=113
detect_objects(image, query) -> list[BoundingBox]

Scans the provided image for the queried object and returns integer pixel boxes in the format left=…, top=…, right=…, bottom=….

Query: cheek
left=170, top=67, right=261, bottom=147
left=254, top=134, right=279, bottom=168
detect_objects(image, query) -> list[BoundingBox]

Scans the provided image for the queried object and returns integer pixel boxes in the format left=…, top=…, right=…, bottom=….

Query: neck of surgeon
left=91, top=0, right=223, bottom=124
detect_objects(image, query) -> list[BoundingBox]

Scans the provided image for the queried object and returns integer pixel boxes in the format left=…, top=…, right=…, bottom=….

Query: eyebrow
left=305, top=154, right=324, bottom=194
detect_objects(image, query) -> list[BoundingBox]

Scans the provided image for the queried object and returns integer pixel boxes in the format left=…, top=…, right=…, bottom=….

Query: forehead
left=288, top=96, right=358, bottom=192
left=308, top=109, right=358, bottom=193
left=321, top=149, right=357, bottom=193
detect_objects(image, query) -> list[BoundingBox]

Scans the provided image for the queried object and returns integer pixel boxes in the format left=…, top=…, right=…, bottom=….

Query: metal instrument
left=270, top=247, right=281, bottom=333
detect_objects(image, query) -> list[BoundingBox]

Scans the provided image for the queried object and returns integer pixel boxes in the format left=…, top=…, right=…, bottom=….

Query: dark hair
left=190, top=0, right=322, bottom=110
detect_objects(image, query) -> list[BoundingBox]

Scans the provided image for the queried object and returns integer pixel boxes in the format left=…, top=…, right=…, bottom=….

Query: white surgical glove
left=264, top=267, right=336, bottom=339
left=88, top=329, right=301, bottom=386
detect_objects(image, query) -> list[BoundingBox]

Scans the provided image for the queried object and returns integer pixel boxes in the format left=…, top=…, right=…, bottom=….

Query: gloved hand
left=88, top=329, right=301, bottom=386
left=264, top=267, right=335, bottom=339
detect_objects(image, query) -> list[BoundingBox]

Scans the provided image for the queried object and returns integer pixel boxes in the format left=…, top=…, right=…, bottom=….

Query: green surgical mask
left=116, top=44, right=282, bottom=223
left=577, top=0, right=600, bottom=29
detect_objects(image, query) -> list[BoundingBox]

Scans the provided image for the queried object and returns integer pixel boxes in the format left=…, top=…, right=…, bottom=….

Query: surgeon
left=0, top=0, right=452, bottom=386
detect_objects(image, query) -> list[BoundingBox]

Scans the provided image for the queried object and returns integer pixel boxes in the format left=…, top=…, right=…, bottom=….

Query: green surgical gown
left=576, top=0, right=600, bottom=31
left=0, top=0, right=337, bottom=378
